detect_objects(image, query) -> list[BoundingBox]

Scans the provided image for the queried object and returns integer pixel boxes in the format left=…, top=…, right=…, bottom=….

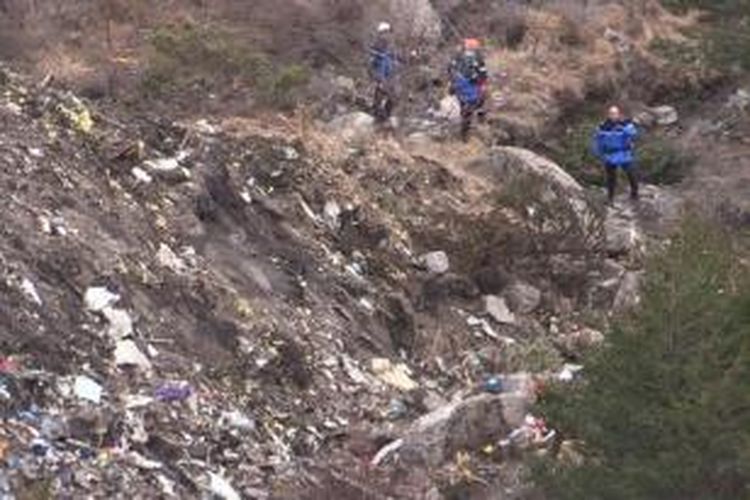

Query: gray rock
left=400, top=393, right=516, bottom=466
left=727, top=88, right=750, bottom=110
left=322, top=200, right=341, bottom=232
left=504, top=282, right=541, bottom=314
left=633, top=110, right=656, bottom=128
left=327, top=112, right=375, bottom=144
left=334, top=75, right=355, bottom=94
left=484, top=295, right=516, bottom=324
left=650, top=105, right=678, bottom=126
left=605, top=207, right=643, bottom=256
left=613, top=271, right=642, bottom=311
left=421, top=251, right=450, bottom=275
left=436, top=95, right=461, bottom=121
left=474, top=147, right=584, bottom=193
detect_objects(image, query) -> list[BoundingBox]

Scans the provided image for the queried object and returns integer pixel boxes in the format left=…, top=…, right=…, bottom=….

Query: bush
left=257, top=64, right=311, bottom=110
left=534, top=219, right=750, bottom=499
left=661, top=0, right=750, bottom=72
left=142, top=22, right=308, bottom=109
left=638, top=137, right=695, bottom=185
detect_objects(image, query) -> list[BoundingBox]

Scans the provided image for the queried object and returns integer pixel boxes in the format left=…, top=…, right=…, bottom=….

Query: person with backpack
left=449, top=38, right=489, bottom=141
left=368, top=22, right=397, bottom=123
left=593, top=105, right=640, bottom=205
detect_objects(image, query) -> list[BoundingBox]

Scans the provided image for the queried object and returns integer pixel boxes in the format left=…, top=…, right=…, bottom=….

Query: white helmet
left=377, top=22, right=392, bottom=34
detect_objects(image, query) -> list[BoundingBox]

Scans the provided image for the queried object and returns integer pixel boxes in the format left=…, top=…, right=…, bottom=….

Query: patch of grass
left=638, top=137, right=695, bottom=185
left=649, top=37, right=705, bottom=70
left=257, top=63, right=311, bottom=110
left=141, top=22, right=309, bottom=109
left=661, top=0, right=750, bottom=72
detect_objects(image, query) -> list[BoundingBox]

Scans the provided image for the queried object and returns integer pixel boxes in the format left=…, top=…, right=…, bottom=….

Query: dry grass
left=485, top=1, right=698, bottom=136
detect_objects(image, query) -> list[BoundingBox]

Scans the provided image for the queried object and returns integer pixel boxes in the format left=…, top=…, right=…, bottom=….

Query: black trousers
left=605, top=164, right=639, bottom=202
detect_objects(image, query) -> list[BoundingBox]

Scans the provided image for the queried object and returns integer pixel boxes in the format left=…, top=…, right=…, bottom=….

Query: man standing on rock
left=593, top=105, right=640, bottom=204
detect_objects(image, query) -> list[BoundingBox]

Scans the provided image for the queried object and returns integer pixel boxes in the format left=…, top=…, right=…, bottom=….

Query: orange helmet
left=464, top=38, right=482, bottom=50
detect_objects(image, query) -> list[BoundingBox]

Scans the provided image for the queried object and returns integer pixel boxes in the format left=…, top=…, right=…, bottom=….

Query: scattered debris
left=20, top=277, right=42, bottom=305
left=73, top=375, right=104, bottom=404
left=114, top=340, right=152, bottom=370
left=221, top=410, right=256, bottom=431
left=557, top=364, right=584, bottom=382
left=154, top=381, right=193, bottom=402
left=370, top=358, right=419, bottom=391
left=323, top=200, right=342, bottom=232
left=207, top=471, right=241, bottom=500
left=84, top=286, right=120, bottom=312
left=101, top=307, right=134, bottom=340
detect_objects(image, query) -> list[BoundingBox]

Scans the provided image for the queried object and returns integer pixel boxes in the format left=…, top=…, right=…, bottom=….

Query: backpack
left=455, top=53, right=482, bottom=82
left=454, top=74, right=480, bottom=106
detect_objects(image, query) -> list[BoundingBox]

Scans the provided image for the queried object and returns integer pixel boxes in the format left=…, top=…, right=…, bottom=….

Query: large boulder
left=605, top=207, right=643, bottom=256
left=399, top=393, right=524, bottom=466
left=613, top=271, right=643, bottom=311
left=504, top=282, right=542, bottom=314
left=470, top=147, right=584, bottom=193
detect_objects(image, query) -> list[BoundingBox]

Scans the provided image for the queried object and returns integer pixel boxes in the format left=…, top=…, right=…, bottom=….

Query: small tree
left=534, top=219, right=750, bottom=499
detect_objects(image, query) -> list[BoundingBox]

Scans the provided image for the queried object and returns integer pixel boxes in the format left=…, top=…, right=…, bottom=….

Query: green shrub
left=638, top=137, right=695, bottom=185
left=548, top=117, right=603, bottom=186
left=534, top=219, right=750, bottom=500
left=257, top=63, right=311, bottom=110
left=142, top=22, right=308, bottom=109
left=661, top=0, right=750, bottom=72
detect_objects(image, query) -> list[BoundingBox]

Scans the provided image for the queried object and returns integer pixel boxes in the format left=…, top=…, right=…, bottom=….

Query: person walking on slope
left=449, top=38, right=489, bottom=141
left=593, top=106, right=640, bottom=205
left=368, top=22, right=398, bottom=123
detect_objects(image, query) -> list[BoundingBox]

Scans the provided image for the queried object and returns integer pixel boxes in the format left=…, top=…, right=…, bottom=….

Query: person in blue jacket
left=593, top=106, right=640, bottom=204
left=368, top=22, right=397, bottom=122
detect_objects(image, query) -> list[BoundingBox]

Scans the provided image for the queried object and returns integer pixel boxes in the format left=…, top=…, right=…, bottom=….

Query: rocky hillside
left=0, top=1, right=747, bottom=499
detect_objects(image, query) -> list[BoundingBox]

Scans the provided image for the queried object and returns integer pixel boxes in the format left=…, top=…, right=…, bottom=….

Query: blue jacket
left=593, top=120, right=639, bottom=167
left=369, top=37, right=396, bottom=83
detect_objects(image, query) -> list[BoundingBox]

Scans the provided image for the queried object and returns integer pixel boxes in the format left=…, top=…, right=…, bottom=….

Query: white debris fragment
left=221, top=410, right=256, bottom=432
left=132, top=166, right=153, bottom=184
left=114, top=340, right=152, bottom=370
left=102, top=307, right=134, bottom=340
left=20, top=278, right=42, bottom=305
left=84, top=286, right=120, bottom=312
left=557, top=363, right=584, bottom=382
left=156, top=474, right=177, bottom=497
left=207, top=471, right=241, bottom=500
left=73, top=375, right=104, bottom=404
left=371, top=438, right=404, bottom=466
left=370, top=358, right=419, bottom=391
left=156, top=243, right=187, bottom=274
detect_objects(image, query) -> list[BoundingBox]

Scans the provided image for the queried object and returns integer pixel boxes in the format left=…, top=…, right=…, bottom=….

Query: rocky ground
left=0, top=51, right=724, bottom=498
left=0, top=1, right=748, bottom=499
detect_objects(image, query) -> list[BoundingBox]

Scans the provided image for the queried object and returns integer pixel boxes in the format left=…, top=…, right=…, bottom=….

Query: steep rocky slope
left=0, top=46, right=695, bottom=497
left=0, top=1, right=747, bottom=498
